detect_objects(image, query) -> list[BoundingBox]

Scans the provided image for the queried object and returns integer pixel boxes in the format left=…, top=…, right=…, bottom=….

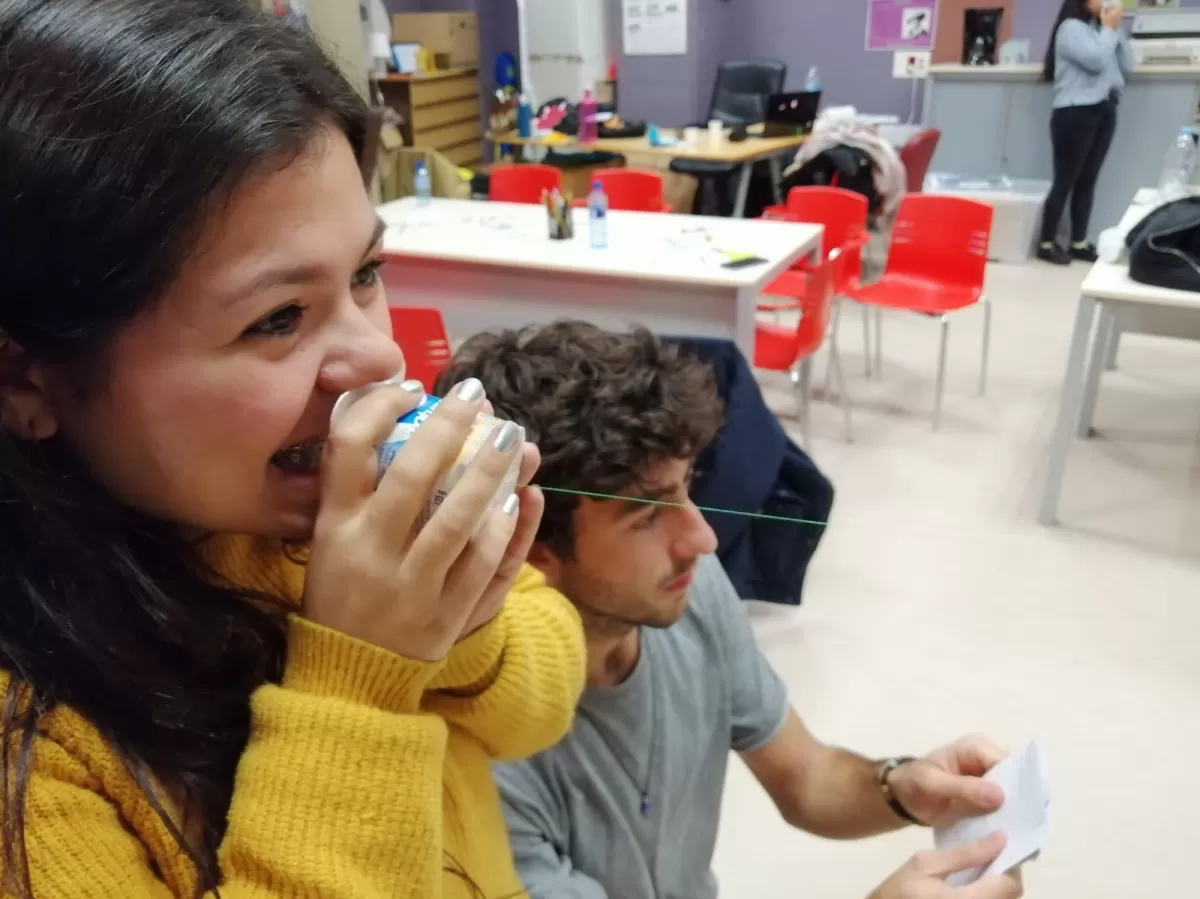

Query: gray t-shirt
left=493, top=555, right=789, bottom=899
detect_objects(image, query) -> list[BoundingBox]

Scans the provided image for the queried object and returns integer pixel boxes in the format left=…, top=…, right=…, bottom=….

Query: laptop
left=763, top=91, right=821, bottom=138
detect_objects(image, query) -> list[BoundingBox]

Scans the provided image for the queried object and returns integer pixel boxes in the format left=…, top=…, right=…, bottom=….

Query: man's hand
left=888, top=735, right=1007, bottom=828
left=868, top=833, right=1023, bottom=899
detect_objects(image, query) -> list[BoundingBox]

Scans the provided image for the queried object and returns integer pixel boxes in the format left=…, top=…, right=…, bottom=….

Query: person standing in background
left=1038, top=0, right=1131, bottom=265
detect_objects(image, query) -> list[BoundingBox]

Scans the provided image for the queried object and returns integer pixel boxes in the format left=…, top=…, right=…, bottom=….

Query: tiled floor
left=714, top=260, right=1200, bottom=898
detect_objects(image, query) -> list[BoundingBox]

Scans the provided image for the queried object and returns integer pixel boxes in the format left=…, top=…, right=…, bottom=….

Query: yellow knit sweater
left=2, top=535, right=585, bottom=898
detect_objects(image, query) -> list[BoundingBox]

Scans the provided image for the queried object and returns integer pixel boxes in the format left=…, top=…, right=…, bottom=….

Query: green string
left=537, top=485, right=828, bottom=527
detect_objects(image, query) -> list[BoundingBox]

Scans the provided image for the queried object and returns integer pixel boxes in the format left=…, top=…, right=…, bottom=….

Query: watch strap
left=879, top=756, right=926, bottom=827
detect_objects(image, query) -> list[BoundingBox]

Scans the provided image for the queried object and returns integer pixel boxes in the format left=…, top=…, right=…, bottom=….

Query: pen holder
left=547, top=208, right=574, bottom=240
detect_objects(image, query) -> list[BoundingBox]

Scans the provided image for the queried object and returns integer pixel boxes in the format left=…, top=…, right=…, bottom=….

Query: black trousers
left=1040, top=99, right=1118, bottom=244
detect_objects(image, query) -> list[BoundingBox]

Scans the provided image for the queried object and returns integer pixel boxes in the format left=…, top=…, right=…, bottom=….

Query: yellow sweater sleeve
left=21, top=618, right=454, bottom=898
left=423, top=565, right=586, bottom=761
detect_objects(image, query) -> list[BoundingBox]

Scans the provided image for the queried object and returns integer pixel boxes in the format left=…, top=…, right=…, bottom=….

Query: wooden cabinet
left=374, top=68, right=483, bottom=168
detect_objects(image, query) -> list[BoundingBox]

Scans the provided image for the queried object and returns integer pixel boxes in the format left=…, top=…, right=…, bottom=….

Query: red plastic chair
left=898, top=129, right=941, bottom=194
left=845, top=194, right=993, bottom=430
left=388, top=306, right=452, bottom=393
left=578, top=170, right=673, bottom=213
left=754, top=255, right=852, bottom=444
left=759, top=187, right=874, bottom=385
left=488, top=164, right=562, bottom=204
left=759, top=187, right=869, bottom=304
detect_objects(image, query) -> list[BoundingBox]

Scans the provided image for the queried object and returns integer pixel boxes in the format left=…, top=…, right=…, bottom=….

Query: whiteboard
left=623, top=0, right=688, bottom=56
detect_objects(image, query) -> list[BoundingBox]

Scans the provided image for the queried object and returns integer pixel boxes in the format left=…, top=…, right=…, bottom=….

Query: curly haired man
left=435, top=322, right=1021, bottom=899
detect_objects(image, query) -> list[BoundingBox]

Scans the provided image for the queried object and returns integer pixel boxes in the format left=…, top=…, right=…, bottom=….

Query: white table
left=1093, top=189, right=1200, bottom=372
left=1039, top=192, right=1200, bottom=526
left=378, top=198, right=823, bottom=357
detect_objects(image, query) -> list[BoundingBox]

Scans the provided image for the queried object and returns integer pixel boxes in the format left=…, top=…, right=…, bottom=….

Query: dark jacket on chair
left=670, top=337, right=835, bottom=605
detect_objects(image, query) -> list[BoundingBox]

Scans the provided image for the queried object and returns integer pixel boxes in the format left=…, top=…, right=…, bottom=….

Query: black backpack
left=1127, top=196, right=1200, bottom=293
left=782, top=144, right=881, bottom=217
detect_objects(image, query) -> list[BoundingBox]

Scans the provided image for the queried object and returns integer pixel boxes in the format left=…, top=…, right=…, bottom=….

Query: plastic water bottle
left=517, top=93, right=533, bottom=139
left=579, top=88, right=598, bottom=144
left=805, top=66, right=821, bottom=93
left=1157, top=127, right=1194, bottom=201
left=414, top=160, right=432, bottom=207
left=588, top=180, right=608, bottom=249
left=1186, top=126, right=1200, bottom=184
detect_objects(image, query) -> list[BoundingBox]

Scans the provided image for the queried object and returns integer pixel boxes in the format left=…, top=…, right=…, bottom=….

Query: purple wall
left=608, top=0, right=924, bottom=124
left=734, top=1, right=917, bottom=121
left=418, top=0, right=473, bottom=11
left=386, top=0, right=1200, bottom=125
left=1012, top=1, right=1065, bottom=60
left=724, top=0, right=1148, bottom=122
left=607, top=0, right=703, bottom=126
left=476, top=0, right=519, bottom=91
left=384, top=0, right=466, bottom=10
left=616, top=0, right=1200, bottom=123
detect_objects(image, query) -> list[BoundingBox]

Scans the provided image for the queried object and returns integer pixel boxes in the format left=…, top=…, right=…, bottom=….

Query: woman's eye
left=353, top=259, right=385, bottom=289
left=244, top=304, right=304, bottom=338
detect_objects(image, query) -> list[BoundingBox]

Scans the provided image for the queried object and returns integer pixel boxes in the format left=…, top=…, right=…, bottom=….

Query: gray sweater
left=1052, top=18, right=1134, bottom=109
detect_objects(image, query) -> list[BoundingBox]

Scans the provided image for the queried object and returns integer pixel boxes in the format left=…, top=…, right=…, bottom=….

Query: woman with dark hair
left=1037, top=0, right=1132, bottom=264
left=0, top=0, right=584, bottom=896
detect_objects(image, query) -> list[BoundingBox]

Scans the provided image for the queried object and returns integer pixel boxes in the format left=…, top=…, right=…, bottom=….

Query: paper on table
left=933, top=741, right=1051, bottom=888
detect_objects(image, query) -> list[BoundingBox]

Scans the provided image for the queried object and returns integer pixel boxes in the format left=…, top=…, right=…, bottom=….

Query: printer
left=1130, top=11, right=1200, bottom=66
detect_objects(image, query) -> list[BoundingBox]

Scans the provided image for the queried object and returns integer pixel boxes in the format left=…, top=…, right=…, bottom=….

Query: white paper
left=933, top=741, right=1051, bottom=887
left=623, top=0, right=687, bottom=56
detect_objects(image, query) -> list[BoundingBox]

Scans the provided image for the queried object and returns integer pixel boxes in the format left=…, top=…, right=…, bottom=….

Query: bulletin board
left=866, top=0, right=938, bottom=51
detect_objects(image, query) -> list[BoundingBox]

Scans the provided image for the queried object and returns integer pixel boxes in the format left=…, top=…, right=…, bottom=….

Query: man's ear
left=526, top=541, right=563, bottom=589
left=0, top=333, right=59, bottom=441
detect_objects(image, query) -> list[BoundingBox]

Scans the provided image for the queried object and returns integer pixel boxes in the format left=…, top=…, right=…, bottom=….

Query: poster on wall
left=866, top=0, right=938, bottom=51
left=1121, top=0, right=1180, bottom=9
left=623, top=0, right=688, bottom=56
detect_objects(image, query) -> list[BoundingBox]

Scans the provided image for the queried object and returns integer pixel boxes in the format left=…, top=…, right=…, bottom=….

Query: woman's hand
left=452, top=399, right=545, bottom=640
left=455, top=444, right=544, bottom=641
left=1100, top=4, right=1123, bottom=31
left=304, top=377, right=539, bottom=662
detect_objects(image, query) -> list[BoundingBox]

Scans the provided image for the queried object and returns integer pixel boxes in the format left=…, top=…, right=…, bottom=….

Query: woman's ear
left=0, top=333, right=59, bottom=440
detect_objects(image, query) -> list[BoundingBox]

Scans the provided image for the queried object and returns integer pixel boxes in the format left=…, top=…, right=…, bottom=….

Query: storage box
left=391, top=12, right=479, bottom=68
left=924, top=174, right=1051, bottom=264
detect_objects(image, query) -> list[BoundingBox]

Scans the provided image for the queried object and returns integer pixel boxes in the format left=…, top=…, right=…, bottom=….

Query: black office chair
left=671, top=59, right=787, bottom=216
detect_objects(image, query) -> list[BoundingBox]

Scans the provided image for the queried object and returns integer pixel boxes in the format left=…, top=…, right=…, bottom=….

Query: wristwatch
left=878, top=756, right=927, bottom=827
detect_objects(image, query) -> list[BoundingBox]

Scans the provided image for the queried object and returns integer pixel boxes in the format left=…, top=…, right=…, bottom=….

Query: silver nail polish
left=502, top=493, right=520, bottom=516
left=493, top=420, right=522, bottom=453
left=455, top=378, right=485, bottom=402
left=399, top=379, right=425, bottom=394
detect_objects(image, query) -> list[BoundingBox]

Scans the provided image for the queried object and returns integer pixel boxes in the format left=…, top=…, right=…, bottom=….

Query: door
left=523, top=0, right=610, bottom=106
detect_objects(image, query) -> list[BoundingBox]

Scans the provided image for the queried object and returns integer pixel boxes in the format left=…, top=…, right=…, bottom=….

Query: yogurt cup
left=332, top=377, right=523, bottom=533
